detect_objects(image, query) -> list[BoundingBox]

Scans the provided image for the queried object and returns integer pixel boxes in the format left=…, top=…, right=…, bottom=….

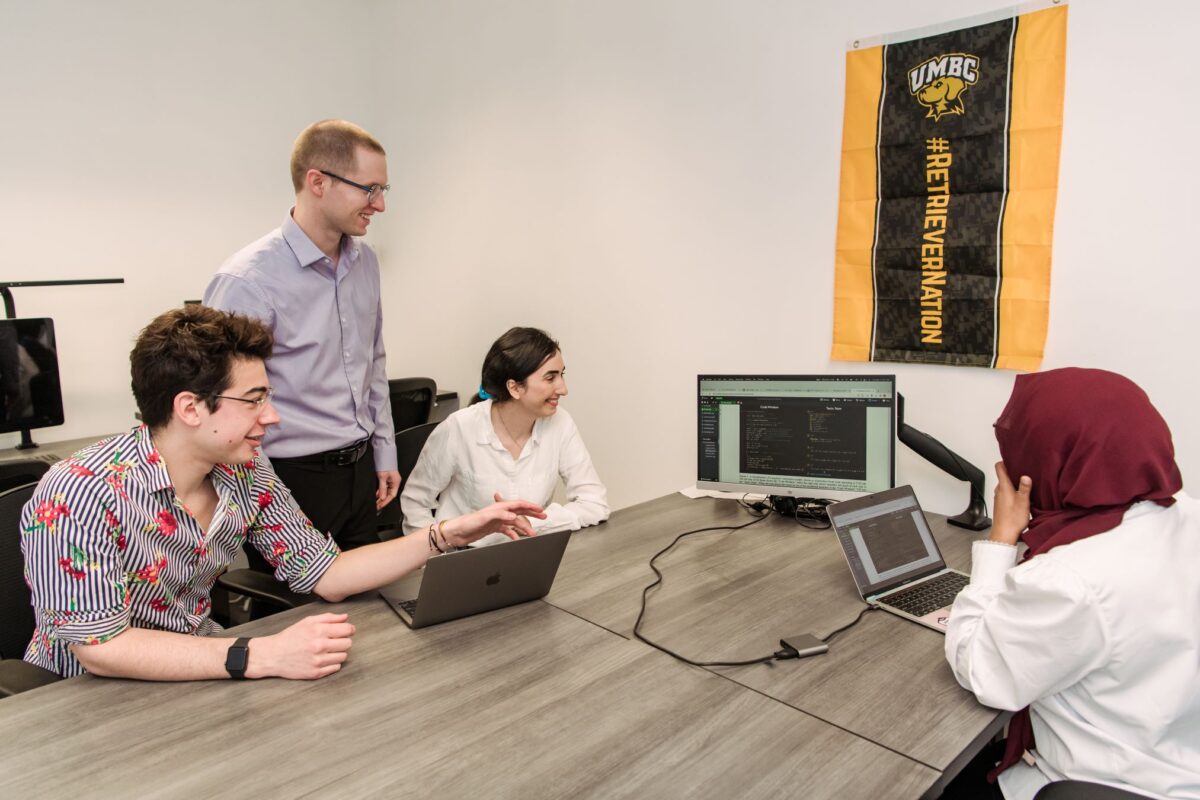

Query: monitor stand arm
left=896, top=393, right=991, bottom=531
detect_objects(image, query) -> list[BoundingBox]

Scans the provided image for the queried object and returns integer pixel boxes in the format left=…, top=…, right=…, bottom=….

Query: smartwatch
left=225, top=637, right=251, bottom=680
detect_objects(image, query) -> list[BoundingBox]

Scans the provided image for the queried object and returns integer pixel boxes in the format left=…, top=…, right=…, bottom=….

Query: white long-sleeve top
left=400, top=400, right=609, bottom=539
left=945, top=497, right=1200, bottom=800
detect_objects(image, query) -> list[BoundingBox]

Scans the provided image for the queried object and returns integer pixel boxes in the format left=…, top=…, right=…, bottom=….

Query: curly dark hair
left=130, top=305, right=273, bottom=429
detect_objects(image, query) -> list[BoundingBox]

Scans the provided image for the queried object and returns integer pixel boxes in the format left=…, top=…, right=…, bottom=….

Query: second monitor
left=697, top=375, right=895, bottom=502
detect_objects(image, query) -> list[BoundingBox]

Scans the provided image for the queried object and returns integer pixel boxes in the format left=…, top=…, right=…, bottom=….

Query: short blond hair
left=289, top=119, right=386, bottom=193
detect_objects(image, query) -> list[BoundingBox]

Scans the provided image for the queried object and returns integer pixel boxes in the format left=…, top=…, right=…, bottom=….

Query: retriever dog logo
left=908, top=54, right=980, bottom=121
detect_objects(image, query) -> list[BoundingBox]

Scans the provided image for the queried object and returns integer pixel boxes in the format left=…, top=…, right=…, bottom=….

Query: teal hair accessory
left=478, top=384, right=493, bottom=400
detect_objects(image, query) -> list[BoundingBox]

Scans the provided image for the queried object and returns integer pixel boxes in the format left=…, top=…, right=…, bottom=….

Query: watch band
left=225, top=636, right=251, bottom=680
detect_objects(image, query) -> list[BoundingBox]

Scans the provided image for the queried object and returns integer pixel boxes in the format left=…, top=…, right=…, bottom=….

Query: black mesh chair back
left=377, top=421, right=441, bottom=535
left=0, top=460, right=49, bottom=494
left=389, top=377, right=437, bottom=433
left=396, top=422, right=441, bottom=495
left=1034, top=781, right=1150, bottom=800
left=0, top=483, right=38, bottom=660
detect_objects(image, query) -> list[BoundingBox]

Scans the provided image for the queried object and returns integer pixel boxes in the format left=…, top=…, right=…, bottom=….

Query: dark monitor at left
left=0, top=318, right=65, bottom=436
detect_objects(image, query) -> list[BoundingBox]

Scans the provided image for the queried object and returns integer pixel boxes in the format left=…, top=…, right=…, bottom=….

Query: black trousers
left=245, top=444, right=381, bottom=573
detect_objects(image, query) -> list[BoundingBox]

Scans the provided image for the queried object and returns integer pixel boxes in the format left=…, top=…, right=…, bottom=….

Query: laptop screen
left=829, top=486, right=947, bottom=597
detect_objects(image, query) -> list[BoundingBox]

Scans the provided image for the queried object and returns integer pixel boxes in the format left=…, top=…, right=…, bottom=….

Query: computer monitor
left=0, top=318, right=65, bottom=439
left=697, top=374, right=896, bottom=502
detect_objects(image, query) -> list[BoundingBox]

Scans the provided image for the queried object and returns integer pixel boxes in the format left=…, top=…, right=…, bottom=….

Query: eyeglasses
left=319, top=170, right=389, bottom=205
left=211, top=387, right=274, bottom=408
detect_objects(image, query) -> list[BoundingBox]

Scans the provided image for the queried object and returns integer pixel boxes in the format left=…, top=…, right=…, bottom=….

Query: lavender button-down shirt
left=204, top=213, right=397, bottom=471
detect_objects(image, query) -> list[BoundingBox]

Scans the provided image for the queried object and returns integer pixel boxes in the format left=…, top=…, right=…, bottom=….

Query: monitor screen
left=697, top=375, right=895, bottom=501
left=0, top=318, right=65, bottom=435
left=828, top=486, right=945, bottom=596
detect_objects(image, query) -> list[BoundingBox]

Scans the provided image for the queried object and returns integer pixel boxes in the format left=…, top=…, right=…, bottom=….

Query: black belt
left=273, top=439, right=370, bottom=468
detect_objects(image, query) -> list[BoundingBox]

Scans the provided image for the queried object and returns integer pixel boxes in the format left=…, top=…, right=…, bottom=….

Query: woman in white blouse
left=399, top=327, right=609, bottom=540
left=943, top=368, right=1199, bottom=800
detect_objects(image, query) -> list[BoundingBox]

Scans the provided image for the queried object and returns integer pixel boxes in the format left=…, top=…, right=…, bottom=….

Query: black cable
left=735, top=493, right=772, bottom=516
left=821, top=604, right=876, bottom=643
left=794, top=498, right=833, bottom=529
left=767, top=495, right=834, bottom=529
left=633, top=510, right=797, bottom=667
left=636, top=502, right=878, bottom=665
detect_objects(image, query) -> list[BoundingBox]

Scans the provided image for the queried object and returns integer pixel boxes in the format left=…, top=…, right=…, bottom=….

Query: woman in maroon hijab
left=944, top=368, right=1199, bottom=800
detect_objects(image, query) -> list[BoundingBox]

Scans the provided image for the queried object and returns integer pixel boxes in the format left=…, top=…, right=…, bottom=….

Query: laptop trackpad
left=918, top=607, right=951, bottom=629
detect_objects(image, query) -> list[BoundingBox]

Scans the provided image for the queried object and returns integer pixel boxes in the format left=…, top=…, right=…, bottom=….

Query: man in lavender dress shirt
left=204, top=120, right=399, bottom=558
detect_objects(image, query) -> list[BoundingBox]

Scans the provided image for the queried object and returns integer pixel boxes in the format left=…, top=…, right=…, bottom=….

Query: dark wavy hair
left=131, top=305, right=273, bottom=429
left=475, top=327, right=560, bottom=404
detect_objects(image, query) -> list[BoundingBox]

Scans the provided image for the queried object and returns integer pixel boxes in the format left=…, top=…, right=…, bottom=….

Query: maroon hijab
left=994, top=367, right=1181, bottom=558
left=989, top=367, right=1181, bottom=781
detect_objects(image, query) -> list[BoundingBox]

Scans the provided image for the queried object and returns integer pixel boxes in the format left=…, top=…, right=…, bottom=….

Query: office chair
left=389, top=377, right=437, bottom=433
left=217, top=396, right=434, bottom=618
left=377, top=421, right=442, bottom=539
left=0, top=482, right=61, bottom=697
left=0, top=459, right=49, bottom=494
left=221, top=417, right=440, bottom=609
left=215, top=567, right=315, bottom=619
left=1033, top=781, right=1149, bottom=800
left=217, top=423, right=445, bottom=614
left=219, top=402, right=440, bottom=614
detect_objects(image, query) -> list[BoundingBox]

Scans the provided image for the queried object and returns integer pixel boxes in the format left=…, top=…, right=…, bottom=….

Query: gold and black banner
left=832, top=2, right=1067, bottom=370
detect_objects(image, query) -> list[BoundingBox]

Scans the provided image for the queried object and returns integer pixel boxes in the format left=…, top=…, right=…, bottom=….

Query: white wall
left=376, top=0, right=1200, bottom=516
left=4, top=1, right=1197, bottom=520
left=0, top=0, right=383, bottom=444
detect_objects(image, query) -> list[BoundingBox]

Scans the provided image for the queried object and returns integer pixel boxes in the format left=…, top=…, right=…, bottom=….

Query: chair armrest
left=217, top=569, right=315, bottom=611
left=0, top=659, right=61, bottom=698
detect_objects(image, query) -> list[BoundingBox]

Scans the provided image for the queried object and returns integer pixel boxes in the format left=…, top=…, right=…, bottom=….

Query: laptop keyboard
left=882, top=572, right=969, bottom=617
left=398, top=599, right=418, bottom=616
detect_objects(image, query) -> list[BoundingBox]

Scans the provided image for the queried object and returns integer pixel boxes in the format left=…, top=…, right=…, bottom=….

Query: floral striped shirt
left=20, top=425, right=340, bottom=677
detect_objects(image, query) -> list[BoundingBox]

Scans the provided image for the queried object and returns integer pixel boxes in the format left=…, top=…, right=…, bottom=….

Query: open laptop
left=827, top=485, right=969, bottom=633
left=379, top=529, right=571, bottom=628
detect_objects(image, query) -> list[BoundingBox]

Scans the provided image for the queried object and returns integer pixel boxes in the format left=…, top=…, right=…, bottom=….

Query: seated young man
left=20, top=305, right=543, bottom=682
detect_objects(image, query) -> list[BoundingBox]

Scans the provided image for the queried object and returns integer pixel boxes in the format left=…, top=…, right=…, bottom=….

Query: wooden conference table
left=0, top=493, right=1005, bottom=799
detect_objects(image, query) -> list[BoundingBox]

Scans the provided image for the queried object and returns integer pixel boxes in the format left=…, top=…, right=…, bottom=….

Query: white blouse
left=399, top=400, right=609, bottom=539
left=945, top=497, right=1200, bottom=800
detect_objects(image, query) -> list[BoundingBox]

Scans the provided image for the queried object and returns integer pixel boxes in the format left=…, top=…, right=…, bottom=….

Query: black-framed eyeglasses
left=319, top=170, right=389, bottom=204
left=211, top=387, right=274, bottom=408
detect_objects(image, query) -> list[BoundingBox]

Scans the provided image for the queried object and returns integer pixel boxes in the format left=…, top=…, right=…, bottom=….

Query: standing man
left=205, top=120, right=398, bottom=556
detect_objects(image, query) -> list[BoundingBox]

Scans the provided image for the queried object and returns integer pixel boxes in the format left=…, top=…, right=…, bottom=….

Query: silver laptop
left=379, top=529, right=571, bottom=629
left=828, top=485, right=969, bottom=633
